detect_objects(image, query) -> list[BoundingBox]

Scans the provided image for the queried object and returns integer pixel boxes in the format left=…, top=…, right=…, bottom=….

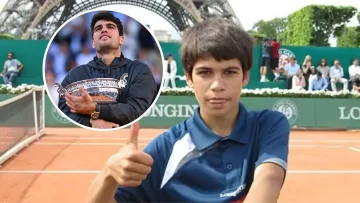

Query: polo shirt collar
left=187, top=102, right=251, bottom=151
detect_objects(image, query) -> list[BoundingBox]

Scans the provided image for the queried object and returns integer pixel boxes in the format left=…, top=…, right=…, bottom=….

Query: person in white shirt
left=292, top=70, right=306, bottom=91
left=1, top=52, right=23, bottom=87
left=163, top=53, right=177, bottom=88
left=348, top=58, right=360, bottom=83
left=329, top=59, right=348, bottom=91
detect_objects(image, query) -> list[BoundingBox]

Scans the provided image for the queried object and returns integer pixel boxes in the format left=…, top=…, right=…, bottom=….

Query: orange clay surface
left=0, top=128, right=359, bottom=203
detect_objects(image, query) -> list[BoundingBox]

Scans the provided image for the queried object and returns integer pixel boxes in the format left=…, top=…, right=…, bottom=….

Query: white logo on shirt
left=220, top=184, right=246, bottom=197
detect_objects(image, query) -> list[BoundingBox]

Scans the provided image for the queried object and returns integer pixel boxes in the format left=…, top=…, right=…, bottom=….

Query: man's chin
left=97, top=44, right=118, bottom=52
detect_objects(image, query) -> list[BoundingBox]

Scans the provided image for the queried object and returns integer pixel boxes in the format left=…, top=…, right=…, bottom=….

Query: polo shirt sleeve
left=255, top=111, right=290, bottom=171
left=114, top=133, right=169, bottom=202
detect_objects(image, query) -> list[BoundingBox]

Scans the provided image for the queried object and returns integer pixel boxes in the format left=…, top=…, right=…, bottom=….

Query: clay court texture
left=0, top=128, right=359, bottom=203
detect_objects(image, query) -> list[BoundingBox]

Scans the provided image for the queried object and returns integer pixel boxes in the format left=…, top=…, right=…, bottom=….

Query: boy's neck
left=200, top=104, right=239, bottom=137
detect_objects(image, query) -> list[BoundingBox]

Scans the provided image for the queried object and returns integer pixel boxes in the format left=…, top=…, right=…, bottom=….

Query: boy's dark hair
left=317, top=71, right=322, bottom=77
left=181, top=18, right=255, bottom=77
left=90, top=12, right=123, bottom=39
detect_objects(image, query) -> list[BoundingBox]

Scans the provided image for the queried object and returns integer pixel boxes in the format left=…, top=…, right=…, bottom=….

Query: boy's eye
left=225, top=70, right=236, bottom=75
left=198, top=70, right=210, bottom=75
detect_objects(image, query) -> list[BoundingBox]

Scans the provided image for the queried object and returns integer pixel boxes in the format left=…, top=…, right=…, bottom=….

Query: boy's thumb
left=126, top=121, right=140, bottom=149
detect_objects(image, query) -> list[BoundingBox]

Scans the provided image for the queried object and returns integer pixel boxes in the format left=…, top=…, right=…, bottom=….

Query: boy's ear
left=185, top=72, right=194, bottom=88
left=242, top=71, right=250, bottom=87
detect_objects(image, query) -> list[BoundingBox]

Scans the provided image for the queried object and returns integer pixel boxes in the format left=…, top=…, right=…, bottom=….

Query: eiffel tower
left=0, top=0, right=241, bottom=40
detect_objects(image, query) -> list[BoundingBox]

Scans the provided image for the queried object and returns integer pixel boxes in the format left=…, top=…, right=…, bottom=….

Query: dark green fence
left=1, top=94, right=358, bottom=129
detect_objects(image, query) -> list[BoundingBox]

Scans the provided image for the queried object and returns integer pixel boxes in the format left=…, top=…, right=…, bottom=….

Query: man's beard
left=96, top=42, right=119, bottom=54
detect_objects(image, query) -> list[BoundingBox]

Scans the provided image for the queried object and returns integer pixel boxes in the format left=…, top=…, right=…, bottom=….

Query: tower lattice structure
left=0, top=0, right=241, bottom=40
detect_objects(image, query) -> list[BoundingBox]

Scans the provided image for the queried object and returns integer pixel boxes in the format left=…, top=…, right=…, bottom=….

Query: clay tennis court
left=0, top=128, right=359, bottom=203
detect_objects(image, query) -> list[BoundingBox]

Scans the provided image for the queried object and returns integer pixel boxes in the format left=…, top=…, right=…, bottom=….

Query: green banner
left=42, top=96, right=359, bottom=130
left=1, top=94, right=358, bottom=129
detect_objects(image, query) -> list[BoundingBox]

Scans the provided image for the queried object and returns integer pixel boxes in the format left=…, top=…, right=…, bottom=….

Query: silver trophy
left=54, top=75, right=128, bottom=104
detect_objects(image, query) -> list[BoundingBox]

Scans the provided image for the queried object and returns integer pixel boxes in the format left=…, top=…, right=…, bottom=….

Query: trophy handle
left=54, top=83, right=67, bottom=98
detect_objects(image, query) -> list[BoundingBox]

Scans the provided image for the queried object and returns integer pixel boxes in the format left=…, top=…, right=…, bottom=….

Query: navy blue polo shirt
left=114, top=102, right=290, bottom=202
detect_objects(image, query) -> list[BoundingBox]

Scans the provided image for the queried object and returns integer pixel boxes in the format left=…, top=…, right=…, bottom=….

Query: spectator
left=311, top=71, right=328, bottom=91
left=260, top=38, right=271, bottom=82
left=1, top=51, right=23, bottom=87
left=270, top=38, right=280, bottom=81
left=301, top=55, right=314, bottom=87
left=316, top=58, right=330, bottom=80
left=348, top=58, right=360, bottom=85
left=76, top=42, right=95, bottom=66
left=284, top=57, right=300, bottom=89
left=291, top=71, right=306, bottom=91
left=352, top=77, right=360, bottom=93
left=307, top=66, right=317, bottom=91
left=163, top=53, right=177, bottom=89
left=330, top=59, right=348, bottom=91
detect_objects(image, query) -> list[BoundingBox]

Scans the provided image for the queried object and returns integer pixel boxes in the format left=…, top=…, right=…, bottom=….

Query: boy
left=87, top=18, right=290, bottom=203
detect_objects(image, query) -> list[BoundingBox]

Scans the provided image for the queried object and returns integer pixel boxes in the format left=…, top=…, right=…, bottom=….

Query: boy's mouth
left=208, top=98, right=229, bottom=104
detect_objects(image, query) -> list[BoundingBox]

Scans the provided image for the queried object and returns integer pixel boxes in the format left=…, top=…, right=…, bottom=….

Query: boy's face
left=186, top=57, right=249, bottom=116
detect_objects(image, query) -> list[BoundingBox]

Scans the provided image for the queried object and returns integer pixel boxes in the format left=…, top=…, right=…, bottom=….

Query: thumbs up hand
left=105, top=122, right=154, bottom=187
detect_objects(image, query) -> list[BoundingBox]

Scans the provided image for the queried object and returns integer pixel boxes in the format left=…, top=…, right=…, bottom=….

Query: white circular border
left=42, top=7, right=166, bottom=132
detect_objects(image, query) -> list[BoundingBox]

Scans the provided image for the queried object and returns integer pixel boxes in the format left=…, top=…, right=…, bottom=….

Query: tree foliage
left=337, top=26, right=360, bottom=48
left=251, top=18, right=287, bottom=40
left=248, top=30, right=266, bottom=44
left=282, top=5, right=357, bottom=46
left=0, top=34, right=15, bottom=40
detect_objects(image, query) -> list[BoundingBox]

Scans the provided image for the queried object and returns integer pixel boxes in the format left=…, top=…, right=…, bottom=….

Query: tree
left=248, top=30, right=266, bottom=44
left=337, top=26, right=360, bottom=47
left=251, top=18, right=287, bottom=40
left=282, top=5, right=357, bottom=46
left=0, top=34, right=15, bottom=40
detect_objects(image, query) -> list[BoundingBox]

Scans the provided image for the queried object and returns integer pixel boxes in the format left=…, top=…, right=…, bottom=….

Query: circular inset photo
left=43, top=9, right=164, bottom=131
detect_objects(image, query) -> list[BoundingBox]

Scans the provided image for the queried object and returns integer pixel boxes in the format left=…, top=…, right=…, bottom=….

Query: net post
left=33, top=88, right=39, bottom=140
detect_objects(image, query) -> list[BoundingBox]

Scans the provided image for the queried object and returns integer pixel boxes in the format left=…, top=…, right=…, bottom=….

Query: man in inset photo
left=56, top=12, right=158, bottom=129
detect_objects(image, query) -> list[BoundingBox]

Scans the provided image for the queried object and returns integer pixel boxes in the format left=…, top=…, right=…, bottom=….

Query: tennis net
left=0, top=86, right=45, bottom=165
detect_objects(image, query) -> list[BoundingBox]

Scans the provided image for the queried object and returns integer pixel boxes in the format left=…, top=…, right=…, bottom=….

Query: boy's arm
left=244, top=111, right=290, bottom=203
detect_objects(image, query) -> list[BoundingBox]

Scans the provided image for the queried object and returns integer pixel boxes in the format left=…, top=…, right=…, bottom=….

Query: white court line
left=289, top=145, right=316, bottom=148
left=349, top=147, right=360, bottom=153
left=1, top=170, right=360, bottom=174
left=289, top=140, right=313, bottom=142
left=322, top=140, right=360, bottom=143
left=325, top=145, right=343, bottom=148
left=288, top=170, right=360, bottom=174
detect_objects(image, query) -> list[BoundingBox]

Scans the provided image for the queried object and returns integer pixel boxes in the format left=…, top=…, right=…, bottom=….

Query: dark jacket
left=58, top=54, right=157, bottom=127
